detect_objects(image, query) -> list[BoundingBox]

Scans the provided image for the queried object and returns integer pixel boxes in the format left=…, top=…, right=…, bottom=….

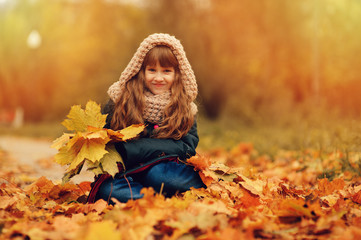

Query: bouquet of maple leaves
left=52, top=100, right=144, bottom=184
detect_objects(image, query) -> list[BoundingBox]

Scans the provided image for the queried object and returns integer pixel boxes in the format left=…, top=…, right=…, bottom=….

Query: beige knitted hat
left=107, top=33, right=198, bottom=102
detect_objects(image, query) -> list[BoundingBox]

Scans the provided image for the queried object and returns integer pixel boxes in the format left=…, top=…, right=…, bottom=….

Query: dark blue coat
left=102, top=100, right=199, bottom=175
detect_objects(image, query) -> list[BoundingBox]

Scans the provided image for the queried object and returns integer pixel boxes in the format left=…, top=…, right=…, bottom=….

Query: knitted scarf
left=143, top=90, right=170, bottom=124
left=143, top=90, right=198, bottom=124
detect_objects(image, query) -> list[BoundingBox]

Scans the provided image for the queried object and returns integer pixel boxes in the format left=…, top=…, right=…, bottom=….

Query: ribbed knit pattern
left=107, top=33, right=198, bottom=103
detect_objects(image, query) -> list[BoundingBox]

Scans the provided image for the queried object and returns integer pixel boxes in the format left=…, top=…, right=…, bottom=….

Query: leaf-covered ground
left=1, top=143, right=361, bottom=239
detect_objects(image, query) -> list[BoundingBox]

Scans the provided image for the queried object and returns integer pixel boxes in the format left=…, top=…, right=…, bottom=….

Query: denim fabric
left=94, top=176, right=144, bottom=204
left=134, top=161, right=206, bottom=196
left=95, top=161, right=206, bottom=203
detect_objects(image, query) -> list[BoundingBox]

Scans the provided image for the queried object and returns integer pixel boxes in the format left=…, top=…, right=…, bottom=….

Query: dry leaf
left=52, top=101, right=144, bottom=182
left=62, top=101, right=107, bottom=132
left=187, top=155, right=211, bottom=171
left=4, top=139, right=361, bottom=240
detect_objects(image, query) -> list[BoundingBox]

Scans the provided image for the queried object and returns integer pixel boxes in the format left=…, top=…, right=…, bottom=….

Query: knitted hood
left=107, top=33, right=198, bottom=102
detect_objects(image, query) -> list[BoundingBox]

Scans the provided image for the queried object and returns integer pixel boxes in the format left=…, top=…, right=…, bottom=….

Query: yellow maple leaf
left=117, top=124, right=145, bottom=141
left=100, top=145, right=124, bottom=176
left=86, top=161, right=103, bottom=176
left=86, top=144, right=124, bottom=177
left=53, top=100, right=145, bottom=183
left=238, top=174, right=266, bottom=196
left=81, top=221, right=121, bottom=240
left=55, top=131, right=109, bottom=171
left=62, top=100, right=107, bottom=132
left=51, top=133, right=74, bottom=150
left=75, top=136, right=109, bottom=167
left=54, top=144, right=75, bottom=166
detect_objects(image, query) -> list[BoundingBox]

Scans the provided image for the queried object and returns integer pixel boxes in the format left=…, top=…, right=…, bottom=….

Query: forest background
left=1, top=0, right=361, bottom=155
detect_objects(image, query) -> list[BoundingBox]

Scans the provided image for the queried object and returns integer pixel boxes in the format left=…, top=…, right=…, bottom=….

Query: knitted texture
left=107, top=33, right=198, bottom=103
left=143, top=90, right=198, bottom=124
left=143, top=90, right=170, bottom=124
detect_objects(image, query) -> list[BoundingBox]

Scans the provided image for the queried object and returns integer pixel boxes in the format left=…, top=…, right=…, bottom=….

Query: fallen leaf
left=52, top=101, right=144, bottom=182
left=317, top=178, right=346, bottom=197
left=187, top=155, right=211, bottom=171
left=238, top=174, right=266, bottom=196
left=352, top=190, right=361, bottom=204
left=116, top=124, right=145, bottom=141
left=62, top=101, right=107, bottom=132
left=81, top=221, right=121, bottom=240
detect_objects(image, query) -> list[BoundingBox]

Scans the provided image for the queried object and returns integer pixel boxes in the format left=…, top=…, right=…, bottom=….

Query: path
left=0, top=135, right=93, bottom=183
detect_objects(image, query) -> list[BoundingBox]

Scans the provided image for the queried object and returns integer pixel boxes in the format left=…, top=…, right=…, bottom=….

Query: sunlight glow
left=27, top=30, right=42, bottom=49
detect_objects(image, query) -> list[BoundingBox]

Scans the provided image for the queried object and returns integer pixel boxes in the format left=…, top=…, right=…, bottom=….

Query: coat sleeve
left=121, top=121, right=199, bottom=168
left=102, top=99, right=199, bottom=169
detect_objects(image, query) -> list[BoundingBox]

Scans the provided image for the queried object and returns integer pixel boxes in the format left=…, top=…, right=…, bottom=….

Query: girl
left=87, top=33, right=205, bottom=204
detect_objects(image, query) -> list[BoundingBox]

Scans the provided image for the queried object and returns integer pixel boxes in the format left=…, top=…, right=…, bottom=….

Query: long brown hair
left=111, top=45, right=194, bottom=140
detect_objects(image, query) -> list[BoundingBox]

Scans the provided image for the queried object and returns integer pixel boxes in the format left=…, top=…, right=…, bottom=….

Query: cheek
left=168, top=74, right=175, bottom=84
left=144, top=72, right=150, bottom=81
left=167, top=79, right=174, bottom=88
left=144, top=74, right=152, bottom=85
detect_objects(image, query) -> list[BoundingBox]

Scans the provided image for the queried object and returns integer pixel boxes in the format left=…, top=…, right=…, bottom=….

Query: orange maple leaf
left=24, top=176, right=55, bottom=195
left=231, top=142, right=254, bottom=155
left=235, top=188, right=261, bottom=208
left=317, top=178, right=346, bottom=197
left=352, top=190, right=361, bottom=204
left=187, top=155, right=211, bottom=171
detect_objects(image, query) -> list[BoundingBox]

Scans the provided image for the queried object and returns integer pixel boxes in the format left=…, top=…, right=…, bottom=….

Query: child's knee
left=143, top=162, right=206, bottom=193
left=95, top=177, right=144, bottom=203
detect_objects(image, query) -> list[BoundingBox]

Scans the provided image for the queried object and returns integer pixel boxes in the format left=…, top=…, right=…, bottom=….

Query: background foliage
left=1, top=0, right=361, bottom=152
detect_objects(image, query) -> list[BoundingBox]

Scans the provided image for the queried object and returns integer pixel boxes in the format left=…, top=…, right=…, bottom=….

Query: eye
left=147, top=68, right=156, bottom=72
left=164, top=68, right=174, bottom=73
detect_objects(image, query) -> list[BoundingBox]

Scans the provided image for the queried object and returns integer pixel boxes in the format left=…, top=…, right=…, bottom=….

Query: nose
left=154, top=72, right=164, bottom=81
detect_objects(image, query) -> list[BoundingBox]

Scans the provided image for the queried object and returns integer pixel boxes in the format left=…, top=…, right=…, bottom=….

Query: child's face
left=145, top=61, right=175, bottom=95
